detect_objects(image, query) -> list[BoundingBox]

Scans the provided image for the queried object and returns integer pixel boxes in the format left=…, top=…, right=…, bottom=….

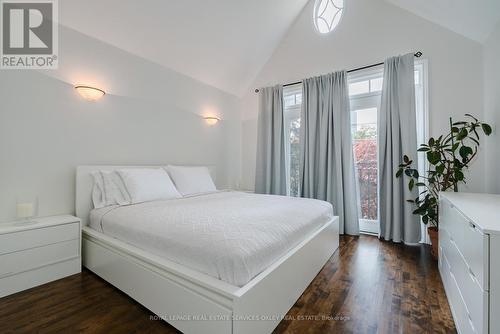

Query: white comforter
left=89, top=191, right=333, bottom=287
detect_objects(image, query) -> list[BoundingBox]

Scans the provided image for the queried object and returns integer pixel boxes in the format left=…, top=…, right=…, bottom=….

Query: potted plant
left=396, top=114, right=492, bottom=257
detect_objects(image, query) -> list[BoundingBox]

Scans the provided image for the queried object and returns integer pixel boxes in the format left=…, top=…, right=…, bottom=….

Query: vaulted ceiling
left=385, top=0, right=500, bottom=43
left=59, top=0, right=500, bottom=97
left=59, top=0, right=309, bottom=97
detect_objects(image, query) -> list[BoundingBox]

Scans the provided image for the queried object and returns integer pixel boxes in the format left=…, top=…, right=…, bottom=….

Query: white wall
left=0, top=25, right=241, bottom=222
left=484, top=22, right=500, bottom=194
left=240, top=0, right=485, bottom=191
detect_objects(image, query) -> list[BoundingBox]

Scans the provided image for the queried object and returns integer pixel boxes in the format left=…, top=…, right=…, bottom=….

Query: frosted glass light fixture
left=204, top=117, right=220, bottom=125
left=313, top=0, right=344, bottom=34
left=75, top=85, right=105, bottom=101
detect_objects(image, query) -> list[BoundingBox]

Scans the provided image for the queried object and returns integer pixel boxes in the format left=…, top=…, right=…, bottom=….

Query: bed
left=76, top=165, right=339, bottom=334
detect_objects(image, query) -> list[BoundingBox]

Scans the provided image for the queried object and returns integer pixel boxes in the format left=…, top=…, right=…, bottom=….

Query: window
left=313, top=0, right=344, bottom=34
left=283, top=61, right=428, bottom=238
left=348, top=77, right=383, bottom=96
left=284, top=84, right=302, bottom=197
left=349, top=67, right=384, bottom=234
left=349, top=61, right=428, bottom=235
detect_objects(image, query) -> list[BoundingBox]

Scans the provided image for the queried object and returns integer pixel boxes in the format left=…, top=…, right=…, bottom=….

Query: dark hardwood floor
left=0, top=236, right=456, bottom=334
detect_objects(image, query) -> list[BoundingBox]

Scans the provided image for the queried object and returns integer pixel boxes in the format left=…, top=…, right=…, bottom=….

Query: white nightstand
left=0, top=215, right=81, bottom=298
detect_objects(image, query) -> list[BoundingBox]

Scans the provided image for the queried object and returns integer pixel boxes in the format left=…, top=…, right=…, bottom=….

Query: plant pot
left=428, top=226, right=439, bottom=259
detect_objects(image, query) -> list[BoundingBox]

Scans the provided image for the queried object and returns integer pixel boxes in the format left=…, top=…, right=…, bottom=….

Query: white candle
left=17, top=202, right=34, bottom=218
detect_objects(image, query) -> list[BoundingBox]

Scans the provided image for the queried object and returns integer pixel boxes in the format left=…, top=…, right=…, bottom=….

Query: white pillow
left=91, top=172, right=105, bottom=209
left=165, top=165, right=216, bottom=196
left=91, top=171, right=131, bottom=209
left=117, top=168, right=181, bottom=204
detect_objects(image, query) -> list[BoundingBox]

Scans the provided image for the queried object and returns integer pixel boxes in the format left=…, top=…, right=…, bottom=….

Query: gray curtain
left=255, top=85, right=288, bottom=195
left=379, top=53, right=421, bottom=243
left=300, top=71, right=359, bottom=235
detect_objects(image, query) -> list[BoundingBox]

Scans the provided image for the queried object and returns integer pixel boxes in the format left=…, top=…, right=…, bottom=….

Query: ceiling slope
left=385, top=0, right=500, bottom=43
left=59, top=0, right=308, bottom=96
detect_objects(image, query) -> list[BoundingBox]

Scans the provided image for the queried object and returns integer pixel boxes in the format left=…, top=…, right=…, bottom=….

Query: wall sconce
left=204, top=116, right=220, bottom=125
left=75, top=85, right=105, bottom=101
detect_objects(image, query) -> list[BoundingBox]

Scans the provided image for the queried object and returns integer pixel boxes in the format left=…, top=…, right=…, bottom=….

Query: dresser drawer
left=440, top=245, right=451, bottom=289
left=439, top=252, right=479, bottom=334
left=448, top=270, right=477, bottom=334
left=452, top=219, right=489, bottom=290
left=0, top=222, right=79, bottom=255
left=441, top=199, right=466, bottom=248
left=0, top=239, right=79, bottom=278
left=440, top=228, right=454, bottom=269
left=446, top=237, right=488, bottom=334
left=458, top=220, right=489, bottom=291
left=441, top=199, right=489, bottom=290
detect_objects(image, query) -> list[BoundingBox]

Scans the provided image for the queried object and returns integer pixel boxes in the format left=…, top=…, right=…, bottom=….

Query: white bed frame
left=76, top=165, right=339, bottom=334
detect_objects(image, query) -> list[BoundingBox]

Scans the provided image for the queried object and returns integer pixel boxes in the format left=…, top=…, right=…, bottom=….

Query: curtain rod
left=254, top=51, right=423, bottom=93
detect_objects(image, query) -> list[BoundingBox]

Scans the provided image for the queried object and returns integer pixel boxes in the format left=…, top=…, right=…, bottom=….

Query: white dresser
left=0, top=215, right=81, bottom=298
left=439, top=192, right=500, bottom=334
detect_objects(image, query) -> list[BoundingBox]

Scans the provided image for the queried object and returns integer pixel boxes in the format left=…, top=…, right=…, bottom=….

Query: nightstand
left=0, top=215, right=81, bottom=298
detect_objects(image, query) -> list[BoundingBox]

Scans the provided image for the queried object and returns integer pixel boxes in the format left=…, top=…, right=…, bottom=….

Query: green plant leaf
left=456, top=128, right=468, bottom=140
left=436, top=164, right=445, bottom=174
left=396, top=169, right=403, bottom=178
left=409, top=179, right=414, bottom=191
left=422, top=215, right=429, bottom=225
left=413, top=207, right=424, bottom=215
left=427, top=151, right=440, bottom=165
left=459, top=146, right=473, bottom=159
left=482, top=123, right=492, bottom=135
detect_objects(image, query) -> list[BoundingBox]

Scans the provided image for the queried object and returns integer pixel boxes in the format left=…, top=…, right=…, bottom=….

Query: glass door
left=348, top=62, right=428, bottom=236
left=283, top=84, right=303, bottom=197
left=349, top=69, right=383, bottom=234
left=351, top=99, right=380, bottom=234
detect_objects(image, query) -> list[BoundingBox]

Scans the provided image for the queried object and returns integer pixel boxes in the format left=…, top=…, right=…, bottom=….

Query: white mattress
left=89, top=191, right=333, bottom=287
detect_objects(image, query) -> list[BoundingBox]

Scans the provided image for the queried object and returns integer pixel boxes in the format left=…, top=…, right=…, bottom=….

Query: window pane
left=351, top=107, right=378, bottom=221
left=289, top=117, right=301, bottom=197
left=414, top=70, right=420, bottom=85
left=370, top=77, right=383, bottom=92
left=349, top=80, right=369, bottom=96
left=284, top=95, right=295, bottom=107
left=284, top=84, right=303, bottom=197
left=295, top=93, right=302, bottom=105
